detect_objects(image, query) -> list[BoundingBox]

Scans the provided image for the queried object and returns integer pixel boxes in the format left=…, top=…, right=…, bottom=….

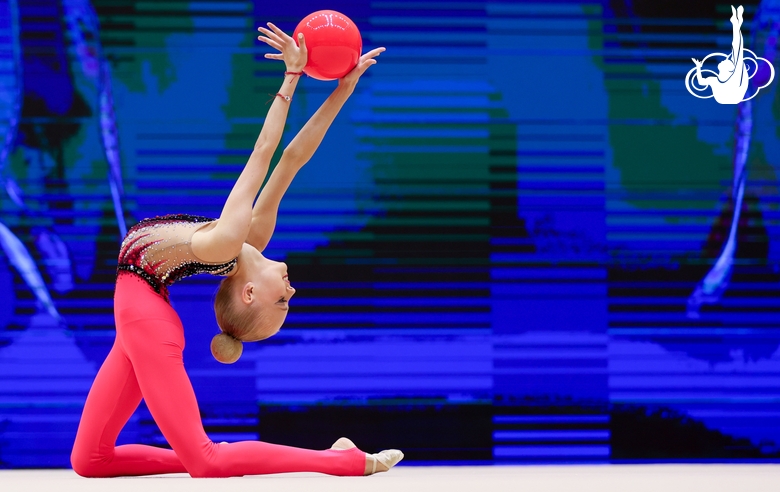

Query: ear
left=241, top=282, right=255, bottom=304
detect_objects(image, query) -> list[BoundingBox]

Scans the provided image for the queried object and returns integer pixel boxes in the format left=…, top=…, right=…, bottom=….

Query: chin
left=257, top=326, right=282, bottom=342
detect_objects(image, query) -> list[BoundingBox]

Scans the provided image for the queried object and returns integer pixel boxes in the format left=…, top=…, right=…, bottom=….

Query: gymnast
left=71, top=23, right=400, bottom=478
left=692, top=5, right=748, bottom=104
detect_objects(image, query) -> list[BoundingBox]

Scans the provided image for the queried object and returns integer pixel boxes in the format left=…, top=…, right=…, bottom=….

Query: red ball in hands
left=294, top=10, right=362, bottom=81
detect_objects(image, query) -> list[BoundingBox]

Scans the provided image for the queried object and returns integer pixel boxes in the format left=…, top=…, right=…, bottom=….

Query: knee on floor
left=70, top=450, right=105, bottom=478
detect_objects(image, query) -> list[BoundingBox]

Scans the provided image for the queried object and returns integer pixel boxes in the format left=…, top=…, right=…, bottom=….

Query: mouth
left=283, top=274, right=290, bottom=283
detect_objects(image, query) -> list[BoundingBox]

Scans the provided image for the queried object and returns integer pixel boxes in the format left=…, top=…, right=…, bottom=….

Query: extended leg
left=121, top=314, right=364, bottom=478
left=730, top=5, right=745, bottom=68
left=71, top=339, right=186, bottom=477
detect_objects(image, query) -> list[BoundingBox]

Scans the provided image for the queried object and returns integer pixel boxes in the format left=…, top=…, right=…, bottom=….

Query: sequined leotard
left=72, top=214, right=364, bottom=478
left=116, top=214, right=237, bottom=302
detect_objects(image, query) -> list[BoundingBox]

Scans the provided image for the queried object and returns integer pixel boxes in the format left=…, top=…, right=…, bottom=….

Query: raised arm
left=692, top=58, right=710, bottom=87
left=192, top=23, right=307, bottom=262
left=246, top=48, right=386, bottom=251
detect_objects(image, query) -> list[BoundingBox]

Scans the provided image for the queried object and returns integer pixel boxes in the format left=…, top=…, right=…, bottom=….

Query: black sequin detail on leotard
left=116, top=214, right=237, bottom=302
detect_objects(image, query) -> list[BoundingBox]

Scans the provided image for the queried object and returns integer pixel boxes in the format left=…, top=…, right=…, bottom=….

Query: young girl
left=71, top=23, right=401, bottom=478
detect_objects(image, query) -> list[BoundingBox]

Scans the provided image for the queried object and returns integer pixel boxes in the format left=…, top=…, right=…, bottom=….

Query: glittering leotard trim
left=116, top=214, right=237, bottom=303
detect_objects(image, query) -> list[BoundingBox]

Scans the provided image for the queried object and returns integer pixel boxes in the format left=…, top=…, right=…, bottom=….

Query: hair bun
left=211, top=332, right=243, bottom=364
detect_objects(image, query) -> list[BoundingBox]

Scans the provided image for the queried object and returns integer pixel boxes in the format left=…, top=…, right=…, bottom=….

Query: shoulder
left=190, top=219, right=242, bottom=264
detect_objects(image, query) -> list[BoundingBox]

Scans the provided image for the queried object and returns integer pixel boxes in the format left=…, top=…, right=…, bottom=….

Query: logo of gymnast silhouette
left=685, top=5, right=774, bottom=104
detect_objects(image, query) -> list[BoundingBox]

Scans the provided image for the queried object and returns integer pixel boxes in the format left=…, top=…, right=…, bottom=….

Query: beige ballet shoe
left=330, top=437, right=403, bottom=475
left=331, top=437, right=357, bottom=450
left=366, top=449, right=404, bottom=475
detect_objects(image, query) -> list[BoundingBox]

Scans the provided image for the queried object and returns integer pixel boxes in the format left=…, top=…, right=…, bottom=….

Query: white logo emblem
left=685, top=5, right=774, bottom=104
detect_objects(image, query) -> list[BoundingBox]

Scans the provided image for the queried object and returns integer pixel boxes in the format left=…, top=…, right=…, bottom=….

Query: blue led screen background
left=1, top=0, right=780, bottom=467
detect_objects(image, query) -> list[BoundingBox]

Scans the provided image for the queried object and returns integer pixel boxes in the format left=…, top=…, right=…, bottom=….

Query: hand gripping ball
left=294, top=10, right=362, bottom=81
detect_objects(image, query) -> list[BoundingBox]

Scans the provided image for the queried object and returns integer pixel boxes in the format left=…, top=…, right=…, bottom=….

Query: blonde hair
left=212, top=276, right=268, bottom=364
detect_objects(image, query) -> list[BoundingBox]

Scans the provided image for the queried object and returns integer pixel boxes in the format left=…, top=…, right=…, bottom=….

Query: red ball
left=294, top=10, right=362, bottom=81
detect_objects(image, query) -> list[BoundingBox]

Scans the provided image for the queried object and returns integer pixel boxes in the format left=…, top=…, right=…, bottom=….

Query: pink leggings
left=71, top=273, right=364, bottom=478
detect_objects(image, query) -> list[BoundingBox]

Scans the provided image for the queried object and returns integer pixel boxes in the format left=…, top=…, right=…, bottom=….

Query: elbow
left=252, top=143, right=275, bottom=161
left=280, top=148, right=306, bottom=168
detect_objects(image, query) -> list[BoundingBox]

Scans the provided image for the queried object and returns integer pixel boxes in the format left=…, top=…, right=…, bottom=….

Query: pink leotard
left=71, top=215, right=364, bottom=477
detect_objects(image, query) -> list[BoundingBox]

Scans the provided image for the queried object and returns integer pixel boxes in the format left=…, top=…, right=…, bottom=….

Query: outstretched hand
left=691, top=58, right=703, bottom=68
left=257, top=22, right=307, bottom=72
left=339, top=48, right=386, bottom=89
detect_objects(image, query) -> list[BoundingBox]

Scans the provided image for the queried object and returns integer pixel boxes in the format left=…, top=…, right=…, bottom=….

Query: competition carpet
left=1, top=465, right=779, bottom=492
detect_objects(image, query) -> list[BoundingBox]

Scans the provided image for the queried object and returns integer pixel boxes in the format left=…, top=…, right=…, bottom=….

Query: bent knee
left=71, top=451, right=97, bottom=478
left=71, top=448, right=111, bottom=478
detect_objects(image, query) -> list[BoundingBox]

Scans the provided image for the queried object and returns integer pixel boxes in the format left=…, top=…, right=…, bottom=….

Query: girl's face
left=238, top=244, right=296, bottom=340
